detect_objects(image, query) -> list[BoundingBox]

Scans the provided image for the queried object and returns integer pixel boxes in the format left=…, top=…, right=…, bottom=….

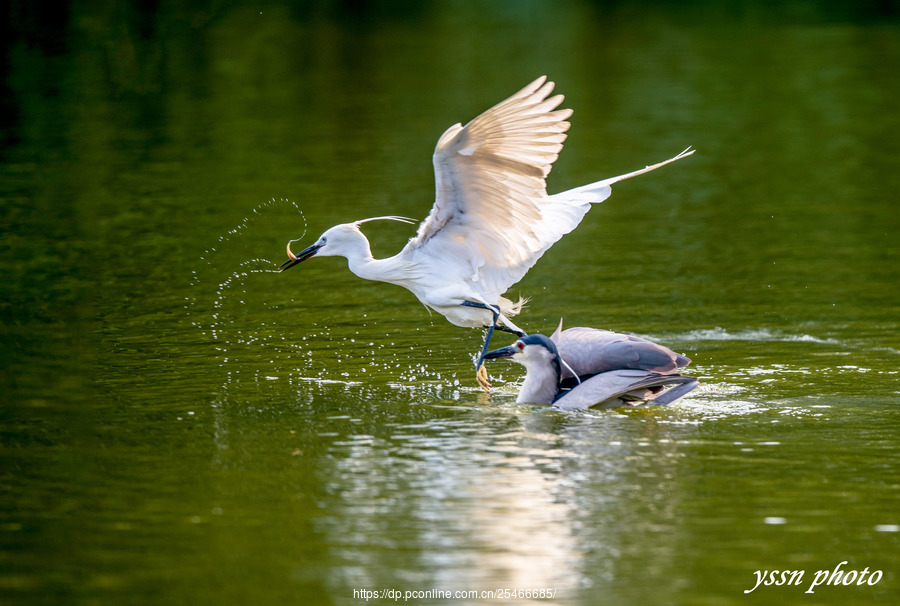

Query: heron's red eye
left=516, top=341, right=525, bottom=350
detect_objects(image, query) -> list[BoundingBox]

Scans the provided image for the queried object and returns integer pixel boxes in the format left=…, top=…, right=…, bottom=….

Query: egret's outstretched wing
left=410, top=76, right=573, bottom=297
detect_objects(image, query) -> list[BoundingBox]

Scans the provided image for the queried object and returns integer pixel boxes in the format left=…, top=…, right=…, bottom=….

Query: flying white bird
left=280, top=76, right=694, bottom=390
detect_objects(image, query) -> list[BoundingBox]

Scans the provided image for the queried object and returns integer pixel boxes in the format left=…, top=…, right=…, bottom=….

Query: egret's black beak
left=483, top=344, right=518, bottom=361
left=279, top=242, right=323, bottom=272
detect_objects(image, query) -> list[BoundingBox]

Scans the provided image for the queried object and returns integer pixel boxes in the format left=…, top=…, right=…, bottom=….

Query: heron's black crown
left=519, top=334, right=562, bottom=382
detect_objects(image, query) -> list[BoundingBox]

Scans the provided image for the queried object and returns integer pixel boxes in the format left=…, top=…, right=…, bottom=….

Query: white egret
left=280, top=76, right=694, bottom=390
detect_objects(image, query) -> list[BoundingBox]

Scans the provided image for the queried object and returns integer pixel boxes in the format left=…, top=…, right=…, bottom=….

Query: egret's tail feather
left=500, top=295, right=528, bottom=317
left=599, top=146, right=695, bottom=187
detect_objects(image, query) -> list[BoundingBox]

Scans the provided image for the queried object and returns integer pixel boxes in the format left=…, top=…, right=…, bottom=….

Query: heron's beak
left=483, top=345, right=518, bottom=361
left=279, top=242, right=323, bottom=272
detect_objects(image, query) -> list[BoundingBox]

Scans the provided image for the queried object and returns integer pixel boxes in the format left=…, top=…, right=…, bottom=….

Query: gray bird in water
left=483, top=321, right=699, bottom=410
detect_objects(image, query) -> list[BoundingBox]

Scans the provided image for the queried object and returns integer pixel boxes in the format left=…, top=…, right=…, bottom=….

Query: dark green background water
left=2, top=1, right=899, bottom=604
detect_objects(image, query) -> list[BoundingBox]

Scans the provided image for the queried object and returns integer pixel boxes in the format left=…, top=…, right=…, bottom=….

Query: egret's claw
left=476, top=364, right=491, bottom=392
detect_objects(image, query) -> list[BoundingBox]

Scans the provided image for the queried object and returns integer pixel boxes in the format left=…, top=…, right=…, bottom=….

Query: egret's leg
left=496, top=312, right=527, bottom=338
left=459, top=300, right=524, bottom=337
left=460, top=300, right=501, bottom=391
left=496, top=324, right=526, bottom=337
left=461, top=300, right=500, bottom=368
left=475, top=364, right=491, bottom=391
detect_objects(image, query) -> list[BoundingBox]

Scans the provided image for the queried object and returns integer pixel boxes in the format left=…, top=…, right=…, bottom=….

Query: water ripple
left=669, top=327, right=841, bottom=344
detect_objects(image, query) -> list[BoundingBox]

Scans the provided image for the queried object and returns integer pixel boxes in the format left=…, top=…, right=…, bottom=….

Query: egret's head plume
left=355, top=216, right=417, bottom=227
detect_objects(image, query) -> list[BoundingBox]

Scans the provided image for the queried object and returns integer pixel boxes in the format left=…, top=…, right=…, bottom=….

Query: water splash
left=184, top=199, right=455, bottom=394
left=669, top=327, right=841, bottom=345
left=187, top=198, right=323, bottom=383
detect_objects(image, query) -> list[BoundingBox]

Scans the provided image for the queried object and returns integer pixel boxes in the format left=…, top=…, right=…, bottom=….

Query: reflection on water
left=320, top=417, right=583, bottom=595
left=314, top=404, right=686, bottom=598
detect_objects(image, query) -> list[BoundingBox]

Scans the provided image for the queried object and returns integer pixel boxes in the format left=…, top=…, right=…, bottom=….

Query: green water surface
left=2, top=1, right=899, bottom=605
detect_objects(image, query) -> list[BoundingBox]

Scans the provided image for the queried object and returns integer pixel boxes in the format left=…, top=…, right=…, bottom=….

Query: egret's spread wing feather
left=411, top=76, right=576, bottom=297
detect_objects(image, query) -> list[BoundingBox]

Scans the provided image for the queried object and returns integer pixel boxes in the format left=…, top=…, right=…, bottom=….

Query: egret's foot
left=476, top=364, right=491, bottom=392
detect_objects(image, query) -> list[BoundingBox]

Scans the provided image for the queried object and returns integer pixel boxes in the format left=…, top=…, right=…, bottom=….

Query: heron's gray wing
left=650, top=378, right=700, bottom=405
left=552, top=370, right=698, bottom=411
left=408, top=76, right=573, bottom=298
left=555, top=327, right=626, bottom=379
left=556, top=327, right=691, bottom=379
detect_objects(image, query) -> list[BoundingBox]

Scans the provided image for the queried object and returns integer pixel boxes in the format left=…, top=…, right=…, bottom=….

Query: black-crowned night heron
left=484, top=321, right=699, bottom=410
left=279, top=76, right=693, bottom=390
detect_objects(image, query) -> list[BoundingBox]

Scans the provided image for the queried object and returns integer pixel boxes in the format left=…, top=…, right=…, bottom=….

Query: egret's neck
left=517, top=359, right=561, bottom=404
left=343, top=232, right=409, bottom=285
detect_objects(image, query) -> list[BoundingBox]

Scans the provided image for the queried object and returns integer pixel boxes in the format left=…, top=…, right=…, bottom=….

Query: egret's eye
left=515, top=341, right=525, bottom=350
left=321, top=237, right=327, bottom=245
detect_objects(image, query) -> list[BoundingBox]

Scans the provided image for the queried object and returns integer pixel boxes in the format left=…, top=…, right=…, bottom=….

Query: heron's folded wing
left=553, top=370, right=697, bottom=410
left=556, top=327, right=692, bottom=379
left=409, top=76, right=573, bottom=295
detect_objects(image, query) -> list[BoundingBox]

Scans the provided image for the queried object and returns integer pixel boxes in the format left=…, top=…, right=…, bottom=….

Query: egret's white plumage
left=280, top=76, right=694, bottom=388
